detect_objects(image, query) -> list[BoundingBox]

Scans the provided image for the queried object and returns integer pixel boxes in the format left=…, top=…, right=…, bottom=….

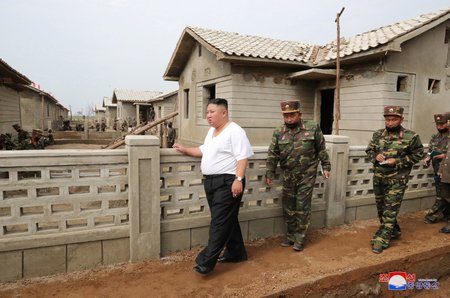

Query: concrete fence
left=0, top=135, right=435, bottom=282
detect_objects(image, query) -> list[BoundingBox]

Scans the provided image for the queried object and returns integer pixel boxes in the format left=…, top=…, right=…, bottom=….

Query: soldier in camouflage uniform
left=30, top=129, right=46, bottom=149
left=423, top=113, right=449, bottom=224
left=12, top=124, right=30, bottom=150
left=437, top=114, right=450, bottom=233
left=366, top=106, right=424, bottom=254
left=266, top=100, right=330, bottom=252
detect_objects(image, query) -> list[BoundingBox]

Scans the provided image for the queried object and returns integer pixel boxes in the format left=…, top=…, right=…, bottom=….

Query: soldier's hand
left=375, top=154, right=385, bottom=162
left=385, top=158, right=396, bottom=166
left=434, top=153, right=445, bottom=160
left=421, top=157, right=431, bottom=167
left=265, top=177, right=273, bottom=187
left=323, top=170, right=330, bottom=179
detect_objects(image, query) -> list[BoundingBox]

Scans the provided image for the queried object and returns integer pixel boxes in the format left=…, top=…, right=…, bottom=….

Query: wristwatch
left=235, top=176, right=243, bottom=182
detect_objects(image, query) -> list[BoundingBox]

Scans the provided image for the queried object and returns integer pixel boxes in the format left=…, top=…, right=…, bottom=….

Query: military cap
left=434, top=114, right=446, bottom=124
left=383, top=106, right=404, bottom=117
left=12, top=124, right=21, bottom=130
left=446, top=112, right=450, bottom=121
left=280, top=100, right=301, bottom=114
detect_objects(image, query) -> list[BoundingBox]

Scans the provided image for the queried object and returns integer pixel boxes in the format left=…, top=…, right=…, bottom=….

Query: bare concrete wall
left=385, top=20, right=450, bottom=143
left=0, top=85, right=20, bottom=134
left=178, top=43, right=232, bottom=146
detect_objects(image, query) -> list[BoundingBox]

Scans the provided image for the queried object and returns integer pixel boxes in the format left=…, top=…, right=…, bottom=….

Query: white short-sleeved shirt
left=199, top=122, right=253, bottom=175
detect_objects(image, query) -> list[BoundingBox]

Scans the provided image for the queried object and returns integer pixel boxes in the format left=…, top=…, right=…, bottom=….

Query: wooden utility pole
left=334, top=7, right=345, bottom=135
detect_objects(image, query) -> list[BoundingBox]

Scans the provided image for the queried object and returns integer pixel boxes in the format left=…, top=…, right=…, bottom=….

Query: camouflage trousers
left=425, top=176, right=449, bottom=223
left=371, top=177, right=408, bottom=248
left=281, top=171, right=316, bottom=245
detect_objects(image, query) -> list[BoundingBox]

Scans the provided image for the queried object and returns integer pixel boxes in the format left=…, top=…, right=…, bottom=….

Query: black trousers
left=195, top=174, right=247, bottom=269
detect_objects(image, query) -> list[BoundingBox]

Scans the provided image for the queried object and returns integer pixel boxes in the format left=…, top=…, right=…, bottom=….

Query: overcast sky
left=1, top=0, right=449, bottom=115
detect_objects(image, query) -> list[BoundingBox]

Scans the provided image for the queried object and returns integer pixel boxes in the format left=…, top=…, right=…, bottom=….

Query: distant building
left=0, top=58, right=68, bottom=134
left=102, top=96, right=117, bottom=129
left=164, top=8, right=450, bottom=145
left=93, top=104, right=106, bottom=123
left=111, top=89, right=161, bottom=127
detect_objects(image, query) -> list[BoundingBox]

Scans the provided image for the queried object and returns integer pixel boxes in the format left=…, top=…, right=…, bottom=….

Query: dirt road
left=1, top=212, right=449, bottom=297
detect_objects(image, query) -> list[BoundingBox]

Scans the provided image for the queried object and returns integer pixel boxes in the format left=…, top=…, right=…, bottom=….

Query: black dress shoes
left=217, top=256, right=247, bottom=263
left=193, top=264, right=213, bottom=274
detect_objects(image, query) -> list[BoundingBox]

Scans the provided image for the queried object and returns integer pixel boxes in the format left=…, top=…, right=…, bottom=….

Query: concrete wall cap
left=125, top=135, right=160, bottom=146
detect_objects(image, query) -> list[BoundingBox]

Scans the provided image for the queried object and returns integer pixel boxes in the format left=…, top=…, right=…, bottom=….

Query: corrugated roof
left=188, top=27, right=315, bottom=63
left=318, top=8, right=450, bottom=62
left=113, top=89, right=162, bottom=103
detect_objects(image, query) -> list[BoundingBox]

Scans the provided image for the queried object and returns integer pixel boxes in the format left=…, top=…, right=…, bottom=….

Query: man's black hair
left=208, top=98, right=228, bottom=110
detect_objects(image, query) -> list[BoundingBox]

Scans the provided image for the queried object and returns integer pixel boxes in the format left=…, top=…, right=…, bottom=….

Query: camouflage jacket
left=266, top=120, right=331, bottom=179
left=18, top=130, right=30, bottom=142
left=366, top=127, right=424, bottom=179
left=428, top=130, right=449, bottom=174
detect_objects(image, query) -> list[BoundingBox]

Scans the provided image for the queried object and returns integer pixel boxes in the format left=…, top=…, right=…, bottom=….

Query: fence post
left=126, top=135, right=161, bottom=261
left=324, top=135, right=350, bottom=227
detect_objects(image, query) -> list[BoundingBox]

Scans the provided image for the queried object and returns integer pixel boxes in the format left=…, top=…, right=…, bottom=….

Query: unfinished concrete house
left=102, top=96, right=117, bottom=129
left=0, top=58, right=67, bottom=134
left=20, top=84, right=68, bottom=131
left=0, top=58, right=32, bottom=134
left=111, top=89, right=161, bottom=127
left=93, top=104, right=106, bottom=123
left=164, top=8, right=450, bottom=146
left=147, top=89, right=178, bottom=123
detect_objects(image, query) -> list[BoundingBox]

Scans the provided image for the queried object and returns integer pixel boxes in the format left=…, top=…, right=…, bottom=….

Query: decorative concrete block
left=191, top=226, right=209, bottom=248
left=103, top=238, right=130, bottom=265
left=23, top=246, right=66, bottom=278
left=0, top=251, right=22, bottom=282
left=67, top=241, right=102, bottom=272
left=248, top=218, right=274, bottom=240
left=161, top=230, right=190, bottom=256
left=356, top=205, right=377, bottom=220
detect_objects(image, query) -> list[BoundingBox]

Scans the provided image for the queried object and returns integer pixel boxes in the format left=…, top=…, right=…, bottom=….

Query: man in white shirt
left=173, top=98, right=253, bottom=274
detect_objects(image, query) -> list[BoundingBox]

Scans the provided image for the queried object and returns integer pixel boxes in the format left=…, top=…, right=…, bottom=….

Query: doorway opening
left=320, top=89, right=335, bottom=134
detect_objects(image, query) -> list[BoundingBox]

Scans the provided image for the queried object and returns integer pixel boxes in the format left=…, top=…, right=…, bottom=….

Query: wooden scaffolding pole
left=103, top=111, right=178, bottom=149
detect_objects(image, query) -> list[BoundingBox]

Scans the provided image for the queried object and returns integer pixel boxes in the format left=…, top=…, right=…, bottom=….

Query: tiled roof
left=113, top=89, right=162, bottom=103
left=188, top=27, right=315, bottom=63
left=102, top=96, right=116, bottom=107
left=165, top=8, right=450, bottom=79
left=94, top=104, right=106, bottom=112
left=0, top=57, right=32, bottom=85
left=148, top=89, right=178, bottom=103
left=318, top=8, right=450, bottom=62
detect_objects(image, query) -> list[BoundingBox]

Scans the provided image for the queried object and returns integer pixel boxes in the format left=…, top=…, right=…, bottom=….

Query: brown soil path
left=0, top=212, right=449, bottom=297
